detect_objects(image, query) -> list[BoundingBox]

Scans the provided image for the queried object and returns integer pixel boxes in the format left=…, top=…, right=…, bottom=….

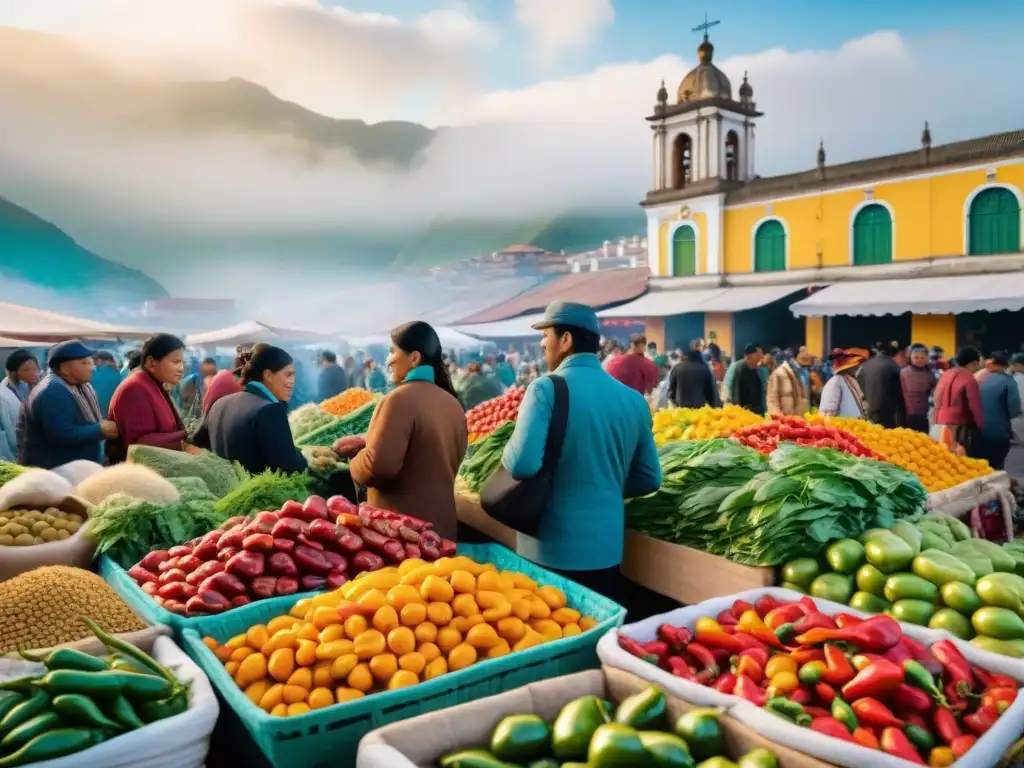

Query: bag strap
left=540, top=375, right=569, bottom=473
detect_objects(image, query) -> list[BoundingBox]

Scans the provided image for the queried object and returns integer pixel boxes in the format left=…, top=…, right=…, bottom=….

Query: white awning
left=185, top=321, right=334, bottom=347
left=0, top=302, right=153, bottom=342
left=599, top=284, right=807, bottom=318
left=790, top=273, right=1024, bottom=317
left=455, top=313, right=545, bottom=339
left=348, top=327, right=491, bottom=351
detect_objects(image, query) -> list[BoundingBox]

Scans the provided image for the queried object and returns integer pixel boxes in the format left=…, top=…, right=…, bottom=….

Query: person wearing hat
left=819, top=349, right=869, bottom=419
left=0, top=350, right=40, bottom=461
left=19, top=340, right=119, bottom=469
left=901, top=344, right=937, bottom=433
left=197, top=343, right=308, bottom=476
left=499, top=301, right=661, bottom=601
left=857, top=340, right=905, bottom=428
left=605, top=333, right=659, bottom=396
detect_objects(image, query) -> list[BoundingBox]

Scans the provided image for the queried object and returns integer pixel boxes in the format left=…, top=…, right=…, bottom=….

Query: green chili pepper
left=0, top=678, right=39, bottom=695
left=0, top=690, right=50, bottom=739
left=1, top=712, right=61, bottom=751
left=81, top=618, right=177, bottom=684
left=107, top=696, right=145, bottom=730
left=903, top=724, right=935, bottom=752
left=33, top=670, right=175, bottom=701
left=110, top=656, right=149, bottom=674
left=902, top=660, right=948, bottom=705
left=0, top=693, right=24, bottom=723
left=830, top=698, right=858, bottom=734
left=0, top=729, right=101, bottom=767
left=19, top=648, right=108, bottom=673
left=765, top=697, right=808, bottom=724
left=135, top=692, right=189, bottom=724
left=52, top=695, right=124, bottom=731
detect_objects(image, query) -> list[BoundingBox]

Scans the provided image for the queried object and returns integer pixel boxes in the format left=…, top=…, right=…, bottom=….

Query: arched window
left=725, top=130, right=739, bottom=181
left=852, top=204, right=893, bottom=266
left=753, top=220, right=785, bottom=272
left=672, top=134, right=692, bottom=189
left=968, top=187, right=1021, bottom=256
left=672, top=226, right=696, bottom=276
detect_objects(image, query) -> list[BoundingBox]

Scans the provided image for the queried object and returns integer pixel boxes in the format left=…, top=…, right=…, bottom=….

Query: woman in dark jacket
left=196, top=344, right=306, bottom=475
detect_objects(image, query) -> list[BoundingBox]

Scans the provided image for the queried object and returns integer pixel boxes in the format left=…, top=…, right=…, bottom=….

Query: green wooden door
left=969, top=188, right=1021, bottom=256
left=852, top=204, right=893, bottom=265
left=753, top=220, right=785, bottom=272
left=672, top=226, right=696, bottom=276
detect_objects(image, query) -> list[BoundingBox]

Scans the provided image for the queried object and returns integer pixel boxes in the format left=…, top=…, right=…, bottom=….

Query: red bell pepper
left=834, top=613, right=863, bottom=628
left=764, top=603, right=805, bottom=630
left=737, top=610, right=785, bottom=650
left=982, top=686, right=1018, bottom=714
left=932, top=707, right=962, bottom=746
left=822, top=644, right=856, bottom=686
left=892, top=684, right=933, bottom=714
left=712, top=672, right=737, bottom=693
left=931, top=640, right=975, bottom=696
left=717, top=609, right=739, bottom=626
left=734, top=673, right=767, bottom=706
left=795, top=614, right=902, bottom=653
left=809, top=717, right=856, bottom=742
left=852, top=726, right=879, bottom=749
left=851, top=698, right=904, bottom=728
left=949, top=734, right=977, bottom=757
left=841, top=659, right=904, bottom=701
left=618, top=634, right=658, bottom=665
left=734, top=655, right=764, bottom=684
left=880, top=727, right=925, bottom=764
left=814, top=682, right=837, bottom=704
left=754, top=594, right=781, bottom=618
left=963, top=705, right=999, bottom=736
left=657, top=624, right=691, bottom=653
left=685, top=642, right=720, bottom=679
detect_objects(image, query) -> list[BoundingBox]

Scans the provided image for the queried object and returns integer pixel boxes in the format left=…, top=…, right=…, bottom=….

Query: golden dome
left=676, top=38, right=732, bottom=103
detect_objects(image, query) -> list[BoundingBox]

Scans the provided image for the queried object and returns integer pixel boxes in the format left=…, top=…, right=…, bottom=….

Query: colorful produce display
left=458, top=422, right=515, bottom=494
left=627, top=440, right=925, bottom=566
left=126, top=445, right=248, bottom=500
left=439, top=686, right=778, bottom=768
left=617, top=594, right=1018, bottom=765
left=806, top=415, right=993, bottom=493
left=467, top=387, right=524, bottom=444
left=289, top=404, right=338, bottom=442
left=211, top=470, right=312, bottom=519
left=0, top=619, right=188, bottom=765
left=296, top=399, right=377, bottom=448
left=734, top=416, right=878, bottom=459
left=0, top=508, right=85, bottom=547
left=652, top=404, right=768, bottom=447
left=782, top=520, right=1024, bottom=658
left=320, top=388, right=374, bottom=418
left=125, top=496, right=453, bottom=616
left=203, top=554, right=598, bottom=714
left=0, top=567, right=146, bottom=654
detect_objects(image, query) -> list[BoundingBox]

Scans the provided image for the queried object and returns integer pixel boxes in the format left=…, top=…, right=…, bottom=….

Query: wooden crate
left=621, top=530, right=775, bottom=606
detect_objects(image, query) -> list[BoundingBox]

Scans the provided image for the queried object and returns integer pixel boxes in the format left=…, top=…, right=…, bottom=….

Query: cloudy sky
left=0, top=0, right=1022, bottom=297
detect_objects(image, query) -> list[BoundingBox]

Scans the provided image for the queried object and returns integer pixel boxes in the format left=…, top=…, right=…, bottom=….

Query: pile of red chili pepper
left=733, top=416, right=879, bottom=458
left=617, top=594, right=1019, bottom=765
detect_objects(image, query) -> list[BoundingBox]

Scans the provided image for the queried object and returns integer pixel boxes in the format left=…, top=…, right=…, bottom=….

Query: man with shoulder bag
left=481, top=301, right=662, bottom=605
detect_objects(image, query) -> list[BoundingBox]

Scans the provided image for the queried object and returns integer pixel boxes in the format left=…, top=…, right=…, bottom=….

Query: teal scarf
left=403, top=365, right=435, bottom=384
left=245, top=381, right=279, bottom=403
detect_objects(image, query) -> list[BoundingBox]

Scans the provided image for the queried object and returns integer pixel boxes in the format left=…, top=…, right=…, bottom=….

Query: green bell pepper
left=809, top=573, right=854, bottom=604
left=737, top=748, right=780, bottom=768
left=615, top=686, right=667, bottom=731
left=588, top=723, right=646, bottom=767
left=864, top=531, right=916, bottom=574
left=972, top=606, right=1024, bottom=640
left=849, top=591, right=891, bottom=614
left=889, top=599, right=936, bottom=625
left=489, top=714, right=551, bottom=764
left=825, top=540, right=865, bottom=575
left=780, top=558, right=820, bottom=590
left=552, top=695, right=610, bottom=762
left=638, top=731, right=695, bottom=768
left=855, top=564, right=889, bottom=596
left=883, top=574, right=939, bottom=603
left=439, top=750, right=522, bottom=768
left=912, top=549, right=977, bottom=586
left=975, top=573, right=1024, bottom=613
left=939, top=581, right=982, bottom=615
left=675, top=708, right=726, bottom=762
left=928, top=608, right=974, bottom=640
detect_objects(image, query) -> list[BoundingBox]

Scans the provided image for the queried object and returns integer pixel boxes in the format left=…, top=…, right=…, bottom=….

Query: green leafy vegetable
left=0, top=460, right=26, bottom=488
left=458, top=421, right=516, bottom=493
left=126, top=444, right=248, bottom=498
left=213, top=469, right=312, bottom=518
left=296, top=400, right=377, bottom=447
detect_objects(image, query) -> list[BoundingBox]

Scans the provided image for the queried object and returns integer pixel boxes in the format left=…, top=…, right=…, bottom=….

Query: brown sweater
left=349, top=380, right=467, bottom=540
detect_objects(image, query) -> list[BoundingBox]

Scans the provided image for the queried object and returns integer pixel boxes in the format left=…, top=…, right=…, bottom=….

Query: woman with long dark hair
left=197, top=343, right=307, bottom=475
left=343, top=321, right=467, bottom=538
left=107, top=333, right=191, bottom=462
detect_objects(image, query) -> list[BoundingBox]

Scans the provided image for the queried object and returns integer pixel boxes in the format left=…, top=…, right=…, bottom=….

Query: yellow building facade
left=641, top=33, right=1024, bottom=357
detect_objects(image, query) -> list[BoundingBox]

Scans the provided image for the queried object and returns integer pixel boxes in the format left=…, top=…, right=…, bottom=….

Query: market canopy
left=185, top=321, right=336, bottom=347
left=456, top=313, right=545, bottom=339
left=347, top=326, right=490, bottom=351
left=789, top=273, right=1024, bottom=317
left=599, top=284, right=808, bottom=318
left=0, top=301, right=154, bottom=342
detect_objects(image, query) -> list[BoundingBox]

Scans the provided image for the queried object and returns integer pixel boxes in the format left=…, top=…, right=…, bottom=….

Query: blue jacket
left=979, top=370, right=1022, bottom=442
left=91, top=366, right=121, bottom=418
left=19, top=375, right=104, bottom=469
left=501, top=354, right=662, bottom=571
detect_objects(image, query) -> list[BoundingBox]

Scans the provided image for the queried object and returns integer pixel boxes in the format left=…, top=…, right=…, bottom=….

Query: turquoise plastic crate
left=179, top=542, right=625, bottom=768
left=98, top=555, right=322, bottom=638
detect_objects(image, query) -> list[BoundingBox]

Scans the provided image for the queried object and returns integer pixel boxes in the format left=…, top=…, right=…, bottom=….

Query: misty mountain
left=0, top=25, right=644, bottom=292
left=0, top=195, right=167, bottom=303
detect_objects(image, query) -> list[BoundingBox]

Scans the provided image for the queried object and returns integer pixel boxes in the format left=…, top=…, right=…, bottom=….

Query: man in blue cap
left=20, top=340, right=119, bottom=468
left=498, top=301, right=662, bottom=602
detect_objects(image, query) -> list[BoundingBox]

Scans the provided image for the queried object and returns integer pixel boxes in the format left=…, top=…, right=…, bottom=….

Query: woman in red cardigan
left=107, top=334, right=192, bottom=463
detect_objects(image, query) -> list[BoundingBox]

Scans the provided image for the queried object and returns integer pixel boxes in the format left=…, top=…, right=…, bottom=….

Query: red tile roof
left=456, top=267, right=650, bottom=324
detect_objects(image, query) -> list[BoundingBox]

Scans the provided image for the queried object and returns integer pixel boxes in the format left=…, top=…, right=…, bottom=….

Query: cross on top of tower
left=691, top=14, right=720, bottom=43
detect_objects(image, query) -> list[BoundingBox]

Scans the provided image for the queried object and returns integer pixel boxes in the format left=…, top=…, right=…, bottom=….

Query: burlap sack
left=0, top=495, right=96, bottom=582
